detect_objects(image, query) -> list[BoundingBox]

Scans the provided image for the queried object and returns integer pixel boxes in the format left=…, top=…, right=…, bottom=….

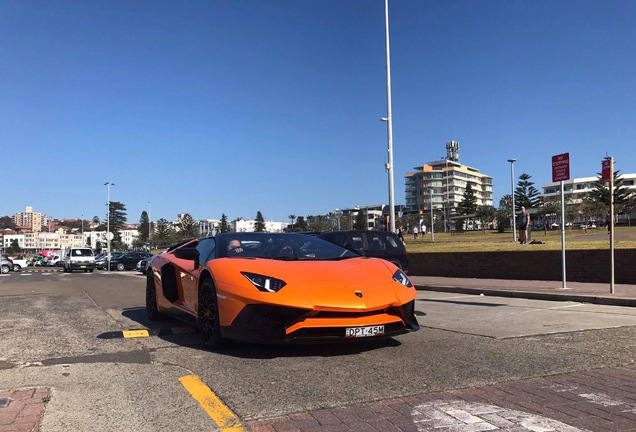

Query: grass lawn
left=404, top=226, right=636, bottom=253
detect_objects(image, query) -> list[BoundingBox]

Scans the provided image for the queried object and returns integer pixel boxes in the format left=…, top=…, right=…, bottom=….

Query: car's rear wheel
left=13, top=264, right=21, bottom=271
left=1, top=265, right=9, bottom=274
left=145, top=272, right=162, bottom=320
left=116, top=263, right=125, bottom=271
left=198, top=277, right=226, bottom=349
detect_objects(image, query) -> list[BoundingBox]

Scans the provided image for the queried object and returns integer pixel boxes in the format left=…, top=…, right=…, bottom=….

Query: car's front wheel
left=116, top=263, right=125, bottom=271
left=1, top=265, right=10, bottom=274
left=198, top=277, right=226, bottom=349
left=13, top=264, right=21, bottom=271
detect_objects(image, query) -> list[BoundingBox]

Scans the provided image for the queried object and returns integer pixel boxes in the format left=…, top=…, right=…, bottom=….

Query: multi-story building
left=404, top=141, right=494, bottom=223
left=233, top=220, right=286, bottom=233
left=12, top=206, right=48, bottom=232
left=542, top=174, right=636, bottom=203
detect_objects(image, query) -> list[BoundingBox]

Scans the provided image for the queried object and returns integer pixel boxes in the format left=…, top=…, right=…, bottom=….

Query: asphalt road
left=1, top=271, right=635, bottom=431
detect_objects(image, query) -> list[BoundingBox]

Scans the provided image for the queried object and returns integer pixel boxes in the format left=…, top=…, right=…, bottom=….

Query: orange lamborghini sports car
left=146, top=232, right=420, bottom=348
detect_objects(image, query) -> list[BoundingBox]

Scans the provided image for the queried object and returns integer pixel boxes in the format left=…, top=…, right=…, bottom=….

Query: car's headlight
left=242, top=272, right=287, bottom=293
left=392, top=269, right=413, bottom=288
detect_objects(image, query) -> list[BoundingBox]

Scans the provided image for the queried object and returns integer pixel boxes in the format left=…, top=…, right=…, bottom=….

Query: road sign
left=552, top=153, right=570, bottom=182
left=602, top=158, right=612, bottom=182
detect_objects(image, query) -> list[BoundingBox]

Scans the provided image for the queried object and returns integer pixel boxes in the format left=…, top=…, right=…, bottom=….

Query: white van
left=63, top=248, right=95, bottom=273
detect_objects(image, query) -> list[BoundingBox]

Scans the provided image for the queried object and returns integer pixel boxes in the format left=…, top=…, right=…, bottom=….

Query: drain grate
left=0, top=397, right=12, bottom=408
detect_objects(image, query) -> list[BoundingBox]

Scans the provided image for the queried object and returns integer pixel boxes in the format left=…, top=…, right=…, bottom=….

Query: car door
left=181, top=238, right=216, bottom=315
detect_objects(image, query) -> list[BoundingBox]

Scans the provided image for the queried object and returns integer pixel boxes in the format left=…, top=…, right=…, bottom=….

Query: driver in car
left=227, top=240, right=244, bottom=257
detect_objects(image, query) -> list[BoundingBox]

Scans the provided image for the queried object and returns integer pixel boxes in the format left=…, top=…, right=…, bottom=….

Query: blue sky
left=2, top=1, right=635, bottom=224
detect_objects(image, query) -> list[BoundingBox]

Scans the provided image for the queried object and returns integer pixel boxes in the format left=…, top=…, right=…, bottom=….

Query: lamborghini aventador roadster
left=146, top=232, right=419, bottom=348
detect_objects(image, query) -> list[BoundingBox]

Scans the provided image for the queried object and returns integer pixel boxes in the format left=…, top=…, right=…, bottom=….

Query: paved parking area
left=247, top=364, right=636, bottom=431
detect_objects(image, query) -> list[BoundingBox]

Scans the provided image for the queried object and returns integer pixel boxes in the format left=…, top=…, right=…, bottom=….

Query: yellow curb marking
left=122, top=329, right=150, bottom=338
left=179, top=375, right=244, bottom=431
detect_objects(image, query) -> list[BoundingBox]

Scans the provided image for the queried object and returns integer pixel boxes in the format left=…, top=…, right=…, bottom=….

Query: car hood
left=209, top=257, right=414, bottom=310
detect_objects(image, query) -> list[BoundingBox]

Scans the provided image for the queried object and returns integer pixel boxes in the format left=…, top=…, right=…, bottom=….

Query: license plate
left=345, top=325, right=385, bottom=338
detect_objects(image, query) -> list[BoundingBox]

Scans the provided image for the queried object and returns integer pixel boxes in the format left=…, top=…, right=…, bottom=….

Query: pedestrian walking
left=413, top=226, right=419, bottom=240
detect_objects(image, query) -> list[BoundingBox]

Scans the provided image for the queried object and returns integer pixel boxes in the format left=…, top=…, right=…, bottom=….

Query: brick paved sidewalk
left=410, top=276, right=636, bottom=307
left=247, top=364, right=636, bottom=432
left=0, top=388, right=49, bottom=432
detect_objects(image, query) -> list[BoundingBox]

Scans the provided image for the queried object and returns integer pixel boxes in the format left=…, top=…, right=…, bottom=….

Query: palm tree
left=288, top=214, right=296, bottom=232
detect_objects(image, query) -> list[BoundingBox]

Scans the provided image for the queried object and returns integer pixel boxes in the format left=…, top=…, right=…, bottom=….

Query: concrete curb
left=416, top=284, right=636, bottom=308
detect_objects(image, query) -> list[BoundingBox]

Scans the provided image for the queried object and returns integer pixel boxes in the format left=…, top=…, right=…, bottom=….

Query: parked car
left=62, top=247, right=96, bottom=273
left=95, top=252, right=120, bottom=270
left=136, top=253, right=162, bottom=274
left=31, top=255, right=47, bottom=266
left=1, top=255, right=14, bottom=274
left=108, top=252, right=152, bottom=271
left=10, top=256, right=30, bottom=271
left=317, top=230, right=409, bottom=272
left=48, top=255, right=63, bottom=267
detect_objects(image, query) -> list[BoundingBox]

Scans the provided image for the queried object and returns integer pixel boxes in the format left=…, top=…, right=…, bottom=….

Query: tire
left=116, top=263, right=125, bottom=271
left=63, top=265, right=69, bottom=273
left=88, top=269, right=93, bottom=273
left=145, top=271, right=162, bottom=320
left=13, top=264, right=21, bottom=272
left=1, top=265, right=9, bottom=274
left=198, top=277, right=226, bottom=349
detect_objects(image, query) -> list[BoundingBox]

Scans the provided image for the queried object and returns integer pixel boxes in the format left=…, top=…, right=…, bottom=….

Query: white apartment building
left=120, top=229, right=139, bottom=247
left=232, top=220, right=286, bottom=233
left=404, top=141, right=494, bottom=217
left=542, top=174, right=636, bottom=203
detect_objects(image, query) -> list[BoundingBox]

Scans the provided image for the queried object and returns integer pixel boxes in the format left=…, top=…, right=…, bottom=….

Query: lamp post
left=81, top=214, right=84, bottom=247
left=104, top=182, right=114, bottom=271
left=148, top=201, right=152, bottom=250
left=381, top=0, right=395, bottom=233
left=507, top=159, right=516, bottom=242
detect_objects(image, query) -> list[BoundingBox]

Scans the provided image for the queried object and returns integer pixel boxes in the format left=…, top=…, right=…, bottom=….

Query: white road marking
left=20, top=274, right=33, bottom=276
left=412, top=400, right=588, bottom=431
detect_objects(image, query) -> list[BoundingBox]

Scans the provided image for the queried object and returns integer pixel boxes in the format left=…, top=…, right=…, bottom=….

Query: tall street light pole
left=148, top=201, right=152, bottom=249
left=507, top=159, right=516, bottom=243
left=383, top=0, right=396, bottom=233
left=104, top=182, right=114, bottom=271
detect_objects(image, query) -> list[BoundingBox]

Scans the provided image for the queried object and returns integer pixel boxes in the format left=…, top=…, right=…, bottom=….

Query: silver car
left=1, top=255, right=14, bottom=274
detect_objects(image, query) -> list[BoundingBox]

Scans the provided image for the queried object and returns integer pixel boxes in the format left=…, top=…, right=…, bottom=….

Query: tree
left=458, top=183, right=478, bottom=216
left=617, top=193, right=636, bottom=226
left=7, top=239, right=20, bottom=254
left=295, top=216, right=307, bottom=231
left=578, top=195, right=606, bottom=230
left=353, top=210, right=367, bottom=230
left=495, top=194, right=513, bottom=233
left=219, top=214, right=230, bottom=233
left=155, top=218, right=172, bottom=246
left=588, top=171, right=631, bottom=209
left=92, top=216, right=100, bottom=224
left=475, top=205, right=497, bottom=233
left=105, top=201, right=128, bottom=246
left=288, top=215, right=296, bottom=232
left=514, top=173, right=541, bottom=211
left=0, top=216, right=16, bottom=230
left=138, top=211, right=150, bottom=244
left=254, top=211, right=266, bottom=232
left=178, top=213, right=198, bottom=239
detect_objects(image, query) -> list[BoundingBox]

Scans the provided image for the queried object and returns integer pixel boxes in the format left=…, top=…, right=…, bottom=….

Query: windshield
left=217, top=233, right=357, bottom=260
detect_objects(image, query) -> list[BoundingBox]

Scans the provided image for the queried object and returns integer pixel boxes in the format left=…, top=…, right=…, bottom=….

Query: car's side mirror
left=174, top=248, right=200, bottom=270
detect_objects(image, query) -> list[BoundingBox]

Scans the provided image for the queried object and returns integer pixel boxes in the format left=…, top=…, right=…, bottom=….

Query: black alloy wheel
left=198, top=277, right=225, bottom=349
left=145, top=272, right=162, bottom=320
